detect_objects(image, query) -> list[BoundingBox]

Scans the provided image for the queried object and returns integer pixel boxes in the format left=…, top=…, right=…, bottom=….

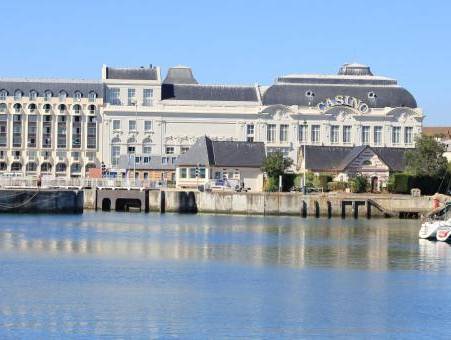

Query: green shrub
left=315, top=175, right=333, bottom=192
left=350, top=175, right=368, bottom=193
left=392, top=173, right=412, bottom=194
left=328, top=181, right=348, bottom=192
left=265, top=176, right=279, bottom=192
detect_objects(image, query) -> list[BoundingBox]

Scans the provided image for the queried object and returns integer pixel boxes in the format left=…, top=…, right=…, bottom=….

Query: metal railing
left=0, top=176, right=167, bottom=190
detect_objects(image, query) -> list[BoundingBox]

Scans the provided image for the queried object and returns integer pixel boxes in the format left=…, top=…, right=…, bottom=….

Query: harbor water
left=0, top=212, right=451, bottom=338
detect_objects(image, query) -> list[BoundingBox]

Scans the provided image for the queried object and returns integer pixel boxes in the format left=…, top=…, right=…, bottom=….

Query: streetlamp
left=302, top=120, right=308, bottom=194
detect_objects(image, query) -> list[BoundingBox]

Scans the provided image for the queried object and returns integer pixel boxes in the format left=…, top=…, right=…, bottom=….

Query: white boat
left=419, top=202, right=451, bottom=240
left=436, top=226, right=451, bottom=242
left=419, top=220, right=449, bottom=239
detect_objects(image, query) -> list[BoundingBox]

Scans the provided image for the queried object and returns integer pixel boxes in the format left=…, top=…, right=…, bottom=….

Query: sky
left=0, top=0, right=449, bottom=125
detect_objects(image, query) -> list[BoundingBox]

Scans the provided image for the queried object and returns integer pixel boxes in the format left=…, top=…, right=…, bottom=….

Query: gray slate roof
left=163, top=66, right=198, bottom=84
left=106, top=67, right=158, bottom=80
left=304, top=145, right=411, bottom=172
left=0, top=79, right=103, bottom=98
left=176, top=136, right=266, bottom=167
left=162, top=84, right=259, bottom=101
left=263, top=84, right=417, bottom=108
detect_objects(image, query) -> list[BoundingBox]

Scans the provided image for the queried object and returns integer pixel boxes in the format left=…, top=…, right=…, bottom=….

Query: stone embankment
left=87, top=188, right=433, bottom=218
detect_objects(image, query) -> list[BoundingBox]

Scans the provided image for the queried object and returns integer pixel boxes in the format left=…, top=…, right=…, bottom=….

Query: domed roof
left=338, top=63, right=373, bottom=76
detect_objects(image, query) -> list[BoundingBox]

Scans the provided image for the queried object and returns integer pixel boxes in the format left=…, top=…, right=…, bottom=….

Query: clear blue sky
left=1, top=0, right=449, bottom=125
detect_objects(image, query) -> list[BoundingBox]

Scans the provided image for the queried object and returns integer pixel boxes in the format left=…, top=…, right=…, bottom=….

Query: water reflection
left=0, top=212, right=450, bottom=272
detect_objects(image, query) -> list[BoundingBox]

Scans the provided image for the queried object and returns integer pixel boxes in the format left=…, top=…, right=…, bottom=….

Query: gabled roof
left=304, top=145, right=411, bottom=172
left=176, top=136, right=266, bottom=167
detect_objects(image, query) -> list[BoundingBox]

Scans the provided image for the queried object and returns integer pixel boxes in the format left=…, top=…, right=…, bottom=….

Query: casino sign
left=317, top=95, right=369, bottom=114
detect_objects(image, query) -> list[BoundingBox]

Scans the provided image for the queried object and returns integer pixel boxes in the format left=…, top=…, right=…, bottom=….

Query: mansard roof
left=163, top=66, right=198, bottom=84
left=176, top=136, right=266, bottom=167
left=0, top=78, right=103, bottom=98
left=304, top=145, right=411, bottom=172
left=161, top=84, right=259, bottom=102
left=105, top=66, right=158, bottom=80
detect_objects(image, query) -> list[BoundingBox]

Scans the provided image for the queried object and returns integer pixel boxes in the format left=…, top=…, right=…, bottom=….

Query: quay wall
left=0, top=189, right=83, bottom=214
left=88, top=189, right=433, bottom=218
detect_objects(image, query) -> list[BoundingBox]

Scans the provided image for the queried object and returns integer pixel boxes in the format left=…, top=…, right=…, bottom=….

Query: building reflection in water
left=0, top=212, right=450, bottom=272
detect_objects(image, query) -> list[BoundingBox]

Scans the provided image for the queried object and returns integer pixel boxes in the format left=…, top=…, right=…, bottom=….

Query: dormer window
left=44, top=90, right=52, bottom=101
left=29, top=90, right=37, bottom=101
left=0, top=103, right=6, bottom=113
left=368, top=91, right=377, bottom=99
left=305, top=90, right=315, bottom=98
left=59, top=91, right=67, bottom=101
left=0, top=90, right=7, bottom=101
left=74, top=91, right=82, bottom=102
left=88, top=91, right=96, bottom=102
left=14, top=90, right=22, bottom=101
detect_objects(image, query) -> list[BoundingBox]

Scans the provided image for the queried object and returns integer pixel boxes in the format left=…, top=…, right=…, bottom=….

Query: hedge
left=389, top=173, right=449, bottom=195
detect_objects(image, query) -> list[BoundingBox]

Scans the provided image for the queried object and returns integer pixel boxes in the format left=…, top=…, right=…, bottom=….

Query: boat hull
left=436, top=226, right=451, bottom=242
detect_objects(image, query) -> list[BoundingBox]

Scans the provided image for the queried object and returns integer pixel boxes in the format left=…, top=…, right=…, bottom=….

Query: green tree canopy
left=405, top=135, right=448, bottom=177
left=262, top=152, right=293, bottom=178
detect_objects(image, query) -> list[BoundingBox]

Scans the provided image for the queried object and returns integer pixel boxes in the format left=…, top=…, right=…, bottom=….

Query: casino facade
left=0, top=63, right=423, bottom=179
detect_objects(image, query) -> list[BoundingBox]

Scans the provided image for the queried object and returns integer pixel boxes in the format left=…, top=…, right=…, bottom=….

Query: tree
left=262, top=152, right=293, bottom=179
left=405, top=135, right=448, bottom=177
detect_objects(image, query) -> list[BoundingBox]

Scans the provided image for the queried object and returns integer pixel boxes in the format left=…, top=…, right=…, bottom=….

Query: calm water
left=0, top=212, right=450, bottom=339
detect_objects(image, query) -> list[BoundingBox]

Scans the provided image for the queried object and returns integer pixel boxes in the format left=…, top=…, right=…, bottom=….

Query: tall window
left=128, top=88, right=136, bottom=106
left=108, top=88, right=120, bottom=105
left=0, top=115, right=6, bottom=147
left=87, top=117, right=97, bottom=149
left=129, top=120, right=136, bottom=131
left=12, top=115, right=22, bottom=148
left=280, top=124, right=288, bottom=142
left=72, top=116, right=81, bottom=148
left=57, top=116, right=67, bottom=148
left=27, top=115, right=37, bottom=148
left=404, top=127, right=413, bottom=145
left=144, top=120, right=153, bottom=131
left=343, top=126, right=351, bottom=144
left=143, top=89, right=153, bottom=106
left=331, top=125, right=339, bottom=144
left=42, top=115, right=52, bottom=148
left=311, top=125, right=320, bottom=143
left=392, top=126, right=401, bottom=145
left=266, top=124, right=276, bottom=142
left=298, top=124, right=307, bottom=142
left=374, top=126, right=382, bottom=145
left=111, top=145, right=120, bottom=166
left=246, top=124, right=254, bottom=135
left=112, top=120, right=120, bottom=130
left=361, top=126, right=370, bottom=144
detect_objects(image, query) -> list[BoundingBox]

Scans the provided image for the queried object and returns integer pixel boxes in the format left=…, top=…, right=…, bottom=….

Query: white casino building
left=0, top=63, right=423, bottom=180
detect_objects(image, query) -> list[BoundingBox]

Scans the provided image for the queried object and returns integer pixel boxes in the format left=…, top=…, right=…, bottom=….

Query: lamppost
left=302, top=120, right=307, bottom=194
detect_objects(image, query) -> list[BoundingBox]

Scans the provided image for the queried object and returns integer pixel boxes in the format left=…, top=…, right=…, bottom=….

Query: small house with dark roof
left=300, top=145, right=412, bottom=191
left=175, top=136, right=266, bottom=191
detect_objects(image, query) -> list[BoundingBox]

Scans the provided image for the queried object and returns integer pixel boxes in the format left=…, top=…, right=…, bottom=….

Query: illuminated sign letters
left=318, top=95, right=369, bottom=113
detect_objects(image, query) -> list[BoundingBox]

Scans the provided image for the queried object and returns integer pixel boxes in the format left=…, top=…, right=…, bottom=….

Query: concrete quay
left=88, top=189, right=433, bottom=218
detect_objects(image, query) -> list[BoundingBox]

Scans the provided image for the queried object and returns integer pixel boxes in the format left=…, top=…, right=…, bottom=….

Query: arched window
left=29, top=90, right=37, bottom=101
left=58, top=104, right=67, bottom=114
left=0, top=90, right=7, bottom=101
left=40, top=162, right=52, bottom=172
left=59, top=91, right=67, bottom=101
left=56, top=163, right=67, bottom=173
left=11, top=162, right=22, bottom=171
left=28, top=103, right=37, bottom=112
left=0, top=103, right=6, bottom=113
left=13, top=103, right=22, bottom=113
left=88, top=104, right=96, bottom=114
left=70, top=163, right=81, bottom=173
left=44, top=90, right=52, bottom=101
left=73, top=104, right=82, bottom=114
left=111, top=137, right=121, bottom=144
left=127, top=137, right=136, bottom=145
left=14, top=90, right=22, bottom=101
left=142, top=137, right=152, bottom=155
left=0, top=162, right=6, bottom=171
left=74, top=91, right=82, bottom=102
left=26, top=162, right=37, bottom=172
left=88, top=91, right=97, bottom=102
left=43, top=103, right=52, bottom=113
